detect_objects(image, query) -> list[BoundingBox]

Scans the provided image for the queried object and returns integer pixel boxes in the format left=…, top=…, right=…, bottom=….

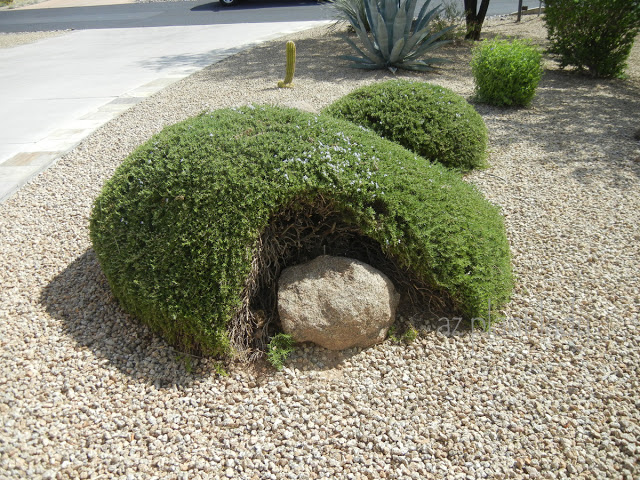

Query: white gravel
left=1, top=18, right=639, bottom=479
left=0, top=31, right=69, bottom=48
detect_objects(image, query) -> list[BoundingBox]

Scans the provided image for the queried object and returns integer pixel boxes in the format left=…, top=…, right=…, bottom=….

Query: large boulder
left=278, top=256, right=400, bottom=350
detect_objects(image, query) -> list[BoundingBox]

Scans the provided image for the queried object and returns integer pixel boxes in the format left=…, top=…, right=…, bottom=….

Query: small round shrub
left=267, top=333, right=295, bottom=370
left=90, top=105, right=513, bottom=358
left=471, top=38, right=543, bottom=107
left=323, top=80, right=488, bottom=172
left=544, top=0, right=640, bottom=78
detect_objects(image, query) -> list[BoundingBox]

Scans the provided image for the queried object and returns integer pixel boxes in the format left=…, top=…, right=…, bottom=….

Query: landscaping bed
left=1, top=16, right=639, bottom=479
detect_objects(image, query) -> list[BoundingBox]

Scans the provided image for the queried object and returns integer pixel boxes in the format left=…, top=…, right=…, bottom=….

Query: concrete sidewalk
left=0, top=20, right=327, bottom=203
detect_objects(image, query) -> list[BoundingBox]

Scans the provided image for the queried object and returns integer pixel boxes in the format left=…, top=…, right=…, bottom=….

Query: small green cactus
left=277, top=41, right=296, bottom=88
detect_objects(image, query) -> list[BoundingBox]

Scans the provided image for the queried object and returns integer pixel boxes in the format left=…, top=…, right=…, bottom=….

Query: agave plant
left=332, top=0, right=371, bottom=32
left=333, top=0, right=453, bottom=72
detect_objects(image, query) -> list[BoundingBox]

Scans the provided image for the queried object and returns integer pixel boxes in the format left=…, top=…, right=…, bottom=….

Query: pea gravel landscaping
left=1, top=17, right=639, bottom=479
left=0, top=31, right=68, bottom=49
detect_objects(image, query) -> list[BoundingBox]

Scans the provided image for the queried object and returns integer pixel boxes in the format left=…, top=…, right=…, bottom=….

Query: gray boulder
left=277, top=256, right=400, bottom=350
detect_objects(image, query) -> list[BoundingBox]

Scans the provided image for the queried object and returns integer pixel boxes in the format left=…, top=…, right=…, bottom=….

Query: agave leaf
left=363, top=0, right=380, bottom=38
left=404, top=42, right=450, bottom=62
left=344, top=35, right=385, bottom=64
left=391, top=5, right=407, bottom=50
left=401, top=56, right=451, bottom=65
left=388, top=37, right=406, bottom=64
left=403, top=34, right=453, bottom=61
left=349, top=17, right=386, bottom=62
left=380, top=0, right=395, bottom=21
left=335, top=0, right=451, bottom=73
left=382, top=0, right=399, bottom=27
left=350, top=63, right=385, bottom=70
left=414, top=0, right=435, bottom=32
left=399, top=10, right=445, bottom=57
left=372, top=10, right=390, bottom=59
left=415, top=7, right=442, bottom=36
left=400, top=56, right=451, bottom=69
left=341, top=37, right=373, bottom=61
left=398, top=30, right=427, bottom=58
left=337, top=8, right=360, bottom=27
left=339, top=54, right=382, bottom=67
left=332, top=0, right=359, bottom=23
left=339, top=54, right=383, bottom=69
left=397, top=62, right=438, bottom=71
left=402, top=0, right=419, bottom=38
left=351, top=28, right=380, bottom=60
left=383, top=0, right=398, bottom=55
left=415, top=5, right=442, bottom=36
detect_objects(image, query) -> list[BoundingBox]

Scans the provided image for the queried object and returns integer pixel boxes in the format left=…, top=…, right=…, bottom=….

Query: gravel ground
left=0, top=31, right=69, bottom=48
left=1, top=17, right=640, bottom=480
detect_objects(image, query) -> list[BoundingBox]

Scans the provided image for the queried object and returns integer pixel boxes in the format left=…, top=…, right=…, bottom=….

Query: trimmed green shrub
left=471, top=38, right=544, bottom=107
left=90, top=105, right=513, bottom=358
left=324, top=80, right=488, bottom=172
left=544, top=0, right=640, bottom=78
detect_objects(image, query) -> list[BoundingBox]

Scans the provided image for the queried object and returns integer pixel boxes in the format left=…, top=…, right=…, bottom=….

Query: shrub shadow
left=194, top=24, right=446, bottom=86
left=39, top=249, right=387, bottom=382
left=40, top=249, right=212, bottom=388
left=479, top=69, right=640, bottom=188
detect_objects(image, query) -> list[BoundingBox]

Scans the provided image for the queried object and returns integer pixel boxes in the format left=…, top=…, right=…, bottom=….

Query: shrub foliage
left=432, top=0, right=466, bottom=41
left=90, top=105, right=513, bottom=357
left=324, top=80, right=488, bottom=171
left=544, top=0, right=640, bottom=78
left=471, top=38, right=544, bottom=107
left=267, top=333, right=295, bottom=370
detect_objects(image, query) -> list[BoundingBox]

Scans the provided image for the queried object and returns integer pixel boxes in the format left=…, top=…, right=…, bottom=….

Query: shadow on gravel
left=40, top=249, right=211, bottom=389
left=195, top=27, right=423, bottom=86
left=40, top=249, right=384, bottom=383
left=476, top=69, right=640, bottom=188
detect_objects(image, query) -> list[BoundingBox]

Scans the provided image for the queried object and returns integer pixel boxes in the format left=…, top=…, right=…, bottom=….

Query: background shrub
left=544, top=0, right=640, bottom=78
left=431, top=0, right=465, bottom=41
left=90, top=105, right=513, bottom=358
left=471, top=38, right=543, bottom=107
left=324, top=80, right=488, bottom=171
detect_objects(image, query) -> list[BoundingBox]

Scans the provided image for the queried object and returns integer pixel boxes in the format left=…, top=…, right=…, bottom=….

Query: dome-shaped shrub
left=323, top=80, right=488, bottom=172
left=471, top=38, right=543, bottom=107
left=90, top=105, right=512, bottom=357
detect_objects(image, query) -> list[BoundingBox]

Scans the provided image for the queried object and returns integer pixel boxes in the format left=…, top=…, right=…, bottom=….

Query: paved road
left=0, top=0, right=334, bottom=32
left=0, top=0, right=522, bottom=33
